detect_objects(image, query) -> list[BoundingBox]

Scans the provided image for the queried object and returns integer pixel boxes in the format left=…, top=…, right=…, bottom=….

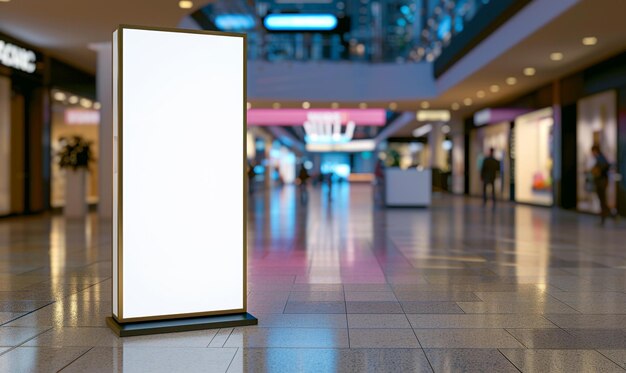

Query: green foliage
left=57, top=136, right=93, bottom=170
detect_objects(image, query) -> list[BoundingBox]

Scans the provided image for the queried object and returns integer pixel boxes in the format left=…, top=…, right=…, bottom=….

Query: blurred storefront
left=0, top=32, right=47, bottom=216
left=463, top=50, right=626, bottom=216
left=513, top=108, right=554, bottom=206
left=0, top=31, right=95, bottom=217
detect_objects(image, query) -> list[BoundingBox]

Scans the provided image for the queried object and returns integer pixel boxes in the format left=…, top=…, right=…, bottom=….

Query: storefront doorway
left=577, top=90, right=618, bottom=214
left=513, top=108, right=554, bottom=206
left=469, top=122, right=510, bottom=200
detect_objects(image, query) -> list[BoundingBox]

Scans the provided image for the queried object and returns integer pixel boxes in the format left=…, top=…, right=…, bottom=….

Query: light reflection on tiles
left=0, top=184, right=624, bottom=371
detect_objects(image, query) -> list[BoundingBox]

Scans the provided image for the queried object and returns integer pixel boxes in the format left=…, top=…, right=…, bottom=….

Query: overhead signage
left=303, top=112, right=355, bottom=144
left=474, top=108, right=531, bottom=126
left=306, top=139, right=376, bottom=152
left=65, top=109, right=100, bottom=125
left=0, top=40, right=37, bottom=73
left=264, top=14, right=338, bottom=31
left=247, top=109, right=387, bottom=126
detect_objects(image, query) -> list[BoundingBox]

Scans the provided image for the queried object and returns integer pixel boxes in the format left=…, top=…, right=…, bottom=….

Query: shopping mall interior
left=1, top=0, right=626, bottom=372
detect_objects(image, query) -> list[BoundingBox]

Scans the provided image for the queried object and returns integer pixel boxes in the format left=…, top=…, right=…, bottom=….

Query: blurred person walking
left=481, top=148, right=500, bottom=207
left=298, top=165, right=310, bottom=204
left=590, top=145, right=614, bottom=225
left=247, top=162, right=256, bottom=194
left=374, top=158, right=386, bottom=205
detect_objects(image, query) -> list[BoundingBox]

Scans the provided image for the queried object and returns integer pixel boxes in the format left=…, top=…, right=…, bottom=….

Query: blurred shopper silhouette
left=590, top=145, right=614, bottom=225
left=481, top=148, right=500, bottom=207
left=247, top=162, right=256, bottom=194
left=374, top=158, right=385, bottom=205
left=298, top=164, right=310, bottom=204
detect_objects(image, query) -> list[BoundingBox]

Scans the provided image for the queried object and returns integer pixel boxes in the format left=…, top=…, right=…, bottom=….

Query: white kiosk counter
left=385, top=168, right=432, bottom=207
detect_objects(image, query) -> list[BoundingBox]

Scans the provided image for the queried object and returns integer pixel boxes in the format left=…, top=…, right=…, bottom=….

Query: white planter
left=64, top=168, right=87, bottom=219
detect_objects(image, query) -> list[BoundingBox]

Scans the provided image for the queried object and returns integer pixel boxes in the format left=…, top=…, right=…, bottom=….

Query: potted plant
left=57, top=136, right=93, bottom=218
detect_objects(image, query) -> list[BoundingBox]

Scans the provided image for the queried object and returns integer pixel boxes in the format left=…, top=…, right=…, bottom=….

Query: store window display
left=50, top=90, right=100, bottom=208
left=577, top=90, right=617, bottom=214
left=514, top=108, right=554, bottom=206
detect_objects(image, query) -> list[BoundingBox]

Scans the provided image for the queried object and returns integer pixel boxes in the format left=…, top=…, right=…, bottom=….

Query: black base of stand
left=106, top=312, right=258, bottom=337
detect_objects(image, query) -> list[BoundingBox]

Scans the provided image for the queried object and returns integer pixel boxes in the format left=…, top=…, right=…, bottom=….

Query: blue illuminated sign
left=264, top=14, right=339, bottom=31
left=215, top=15, right=255, bottom=31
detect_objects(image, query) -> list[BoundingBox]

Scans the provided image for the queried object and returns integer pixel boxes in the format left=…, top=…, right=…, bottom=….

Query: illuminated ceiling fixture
left=178, top=0, right=193, bottom=9
left=246, top=102, right=252, bottom=110
left=331, top=102, right=339, bottom=109
left=389, top=102, right=398, bottom=110
left=582, top=36, right=597, bottom=46
left=68, top=96, right=79, bottom=104
left=463, top=98, right=473, bottom=106
left=490, top=85, right=500, bottom=93
left=93, top=102, right=102, bottom=110
left=416, top=110, right=450, bottom=122
left=441, top=125, right=451, bottom=134
left=451, top=102, right=460, bottom=111
left=303, top=112, right=355, bottom=144
left=272, top=102, right=281, bottom=109
left=79, top=98, right=92, bottom=108
left=264, top=14, right=338, bottom=31
left=215, top=14, right=255, bottom=31
left=550, top=52, right=563, bottom=61
left=412, top=124, right=432, bottom=138
left=523, top=67, right=536, bottom=76
left=302, top=101, right=311, bottom=109
left=53, top=91, right=66, bottom=101
left=420, top=101, right=430, bottom=109
left=359, top=102, right=367, bottom=109
left=506, top=77, right=517, bottom=85
left=476, top=90, right=485, bottom=98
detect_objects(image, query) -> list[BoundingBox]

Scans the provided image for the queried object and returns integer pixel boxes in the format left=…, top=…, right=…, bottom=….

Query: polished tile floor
left=0, top=184, right=625, bottom=372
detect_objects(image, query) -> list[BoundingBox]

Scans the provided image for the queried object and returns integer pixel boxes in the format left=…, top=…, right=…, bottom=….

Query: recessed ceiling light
left=490, top=85, right=500, bottom=93
left=246, top=102, right=252, bottom=110
left=523, top=67, right=536, bottom=76
left=93, top=102, right=102, bottom=110
left=178, top=0, right=193, bottom=9
left=582, top=36, right=597, bottom=46
left=302, top=101, right=311, bottom=109
left=420, top=101, right=430, bottom=109
left=359, top=102, right=367, bottom=109
left=272, top=102, right=281, bottom=109
left=550, top=52, right=563, bottom=61
left=463, top=98, right=473, bottom=106
left=417, top=110, right=450, bottom=122
left=79, top=98, right=92, bottom=108
left=53, top=92, right=66, bottom=101
left=476, top=90, right=485, bottom=98
left=451, top=102, right=460, bottom=110
left=68, top=96, right=79, bottom=104
left=441, top=125, right=451, bottom=134
left=331, top=102, right=339, bottom=109
left=506, top=77, right=517, bottom=85
left=389, top=102, right=398, bottom=110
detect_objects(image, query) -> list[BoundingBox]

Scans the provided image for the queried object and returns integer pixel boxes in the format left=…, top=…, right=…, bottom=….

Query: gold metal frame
left=112, top=25, right=248, bottom=324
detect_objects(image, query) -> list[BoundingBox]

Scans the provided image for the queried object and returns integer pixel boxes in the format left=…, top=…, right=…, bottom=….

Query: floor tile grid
left=596, top=350, right=626, bottom=370
left=56, top=346, right=95, bottom=372
left=0, top=326, right=53, bottom=357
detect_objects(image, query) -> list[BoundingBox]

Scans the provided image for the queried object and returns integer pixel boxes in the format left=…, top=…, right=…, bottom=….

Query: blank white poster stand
left=106, top=25, right=257, bottom=337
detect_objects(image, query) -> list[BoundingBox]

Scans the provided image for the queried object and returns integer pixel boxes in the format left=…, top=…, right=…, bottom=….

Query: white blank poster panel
left=120, top=28, right=244, bottom=319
